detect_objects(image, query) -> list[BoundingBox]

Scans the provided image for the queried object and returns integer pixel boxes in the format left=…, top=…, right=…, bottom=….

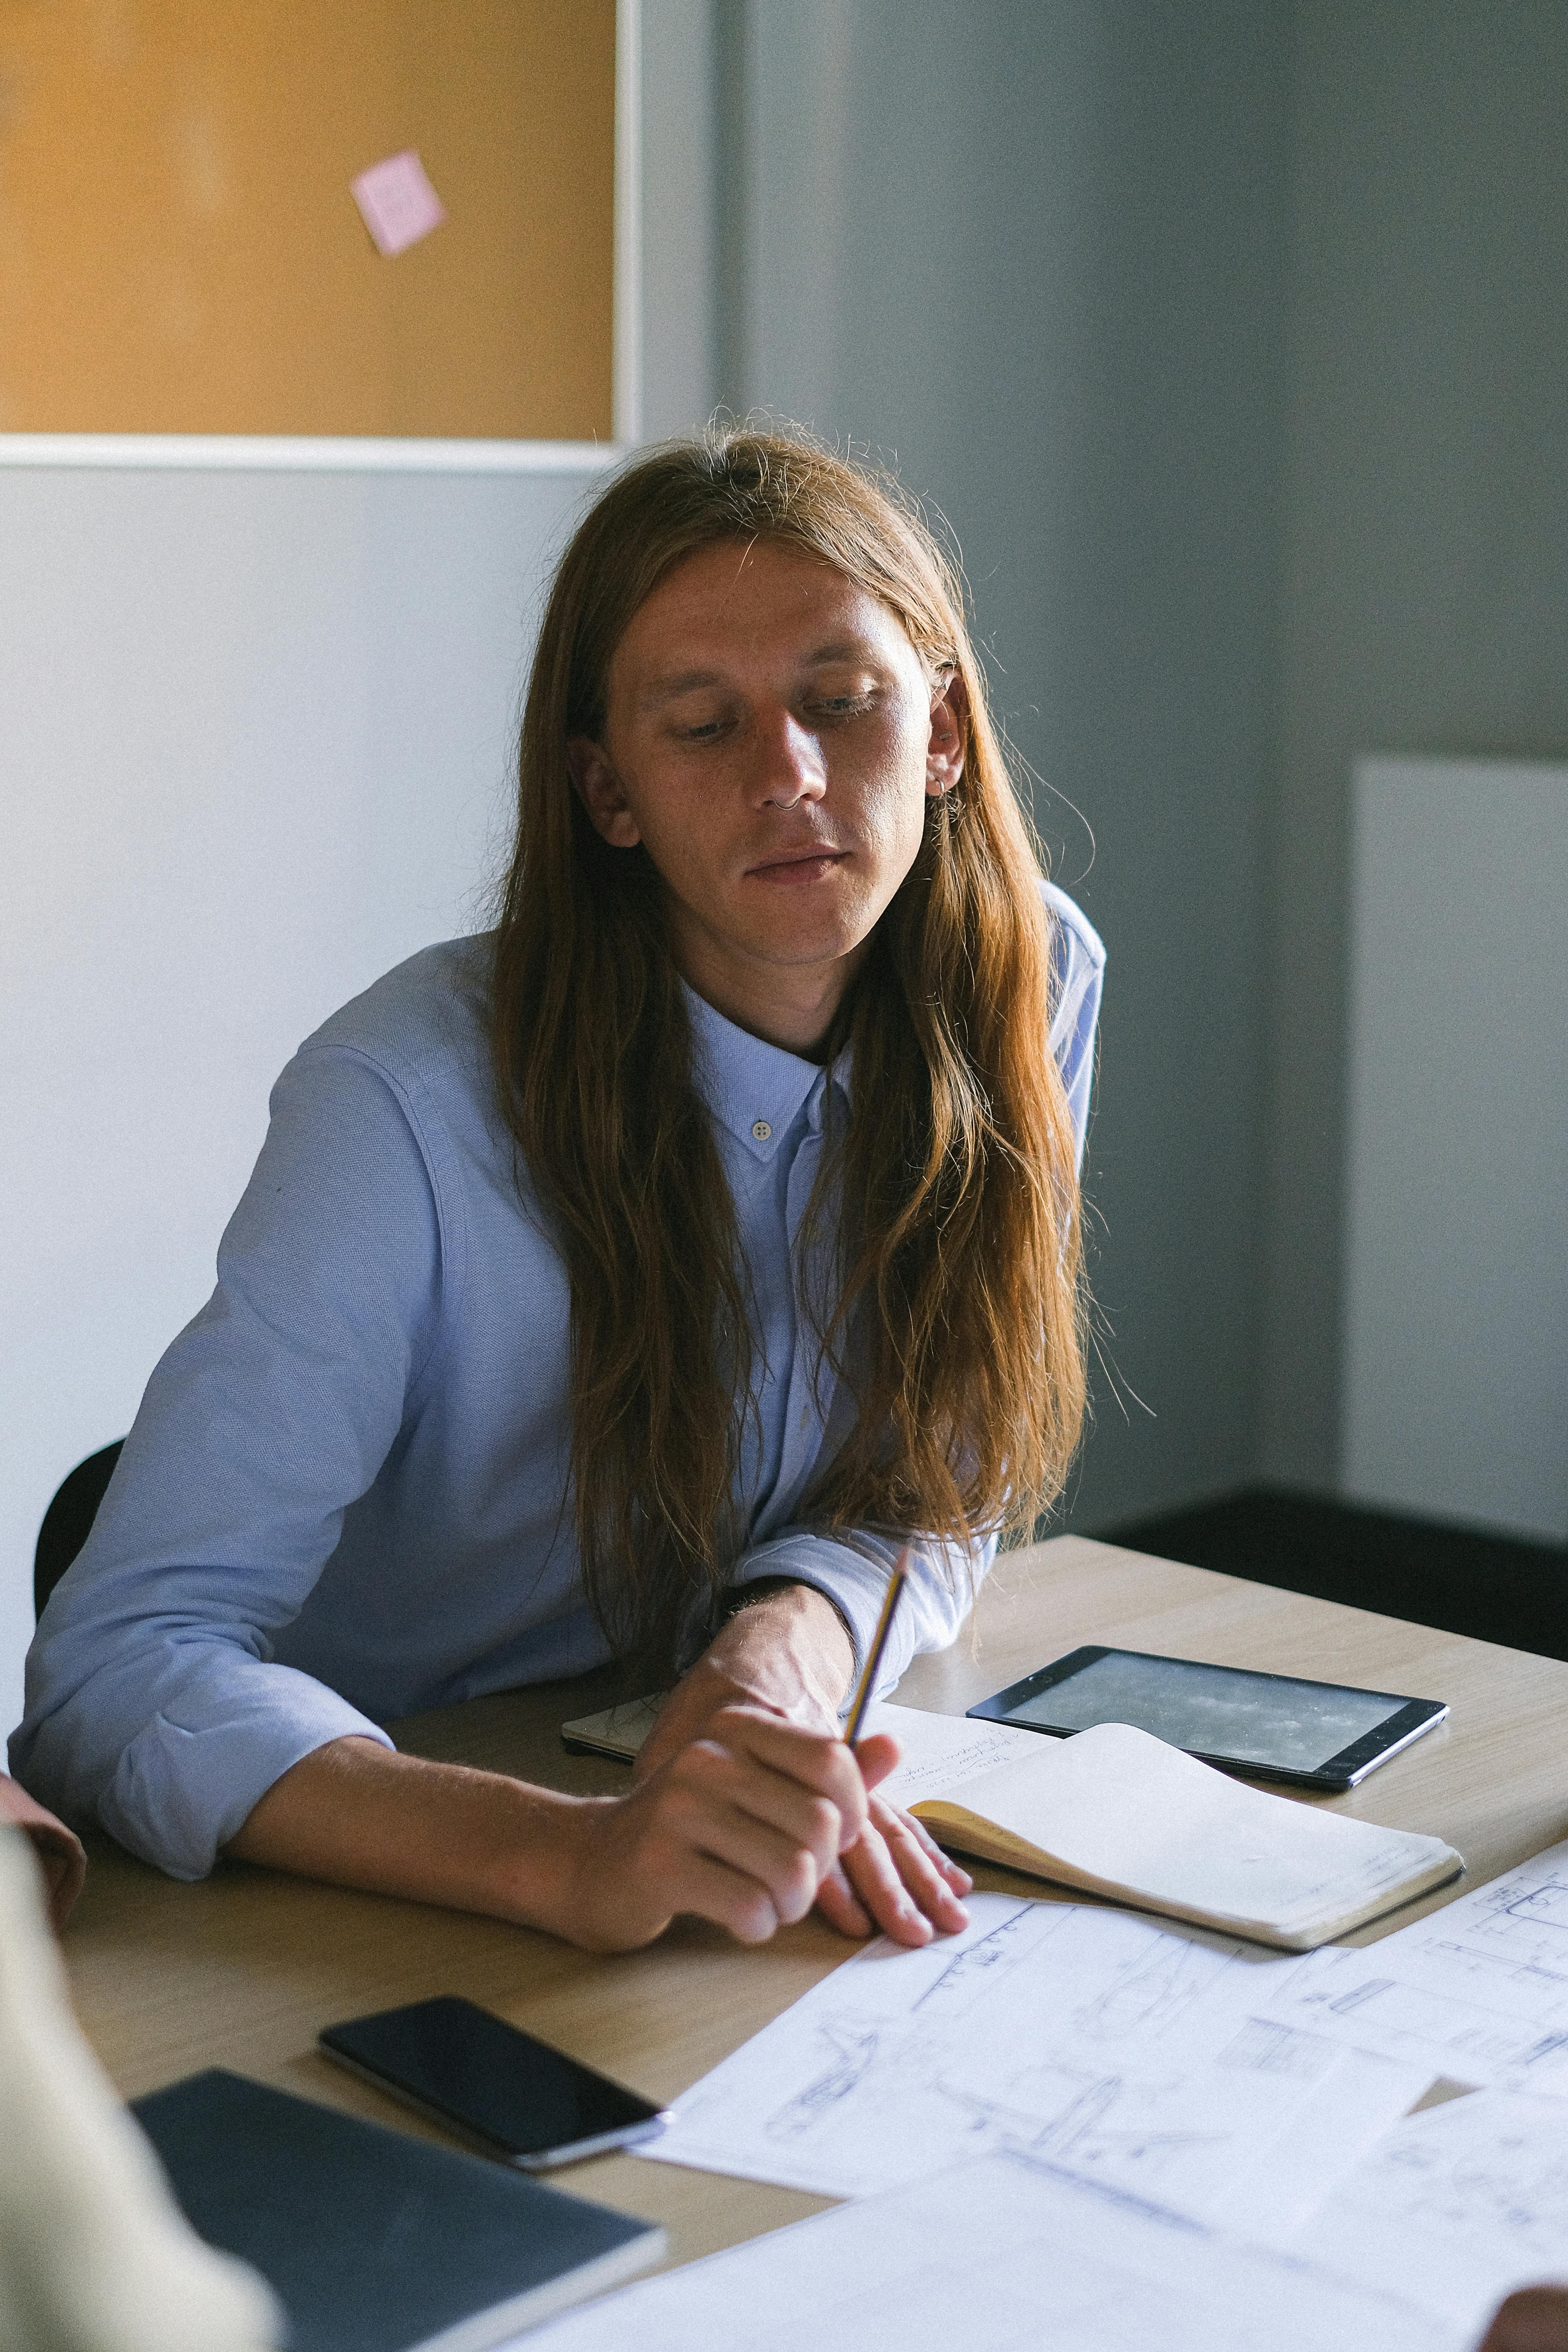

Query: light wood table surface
left=62, top=1535, right=1568, bottom=2275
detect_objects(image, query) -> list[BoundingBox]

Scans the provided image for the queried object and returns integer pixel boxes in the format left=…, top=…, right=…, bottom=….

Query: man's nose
left=753, top=708, right=827, bottom=808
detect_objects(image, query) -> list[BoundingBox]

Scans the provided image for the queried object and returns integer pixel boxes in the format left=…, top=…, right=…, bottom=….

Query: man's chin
left=744, top=925, right=872, bottom=976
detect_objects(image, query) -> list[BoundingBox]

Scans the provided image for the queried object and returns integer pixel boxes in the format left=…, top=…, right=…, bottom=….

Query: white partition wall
left=0, top=447, right=614, bottom=1734
left=1341, top=755, right=1568, bottom=1542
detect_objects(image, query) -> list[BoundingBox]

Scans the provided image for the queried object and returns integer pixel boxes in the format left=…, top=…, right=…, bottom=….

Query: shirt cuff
left=99, top=1668, right=394, bottom=1881
left=727, top=1531, right=987, bottom=1711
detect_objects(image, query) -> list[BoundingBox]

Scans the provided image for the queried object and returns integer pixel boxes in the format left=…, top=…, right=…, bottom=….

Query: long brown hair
left=491, top=427, right=1086, bottom=1672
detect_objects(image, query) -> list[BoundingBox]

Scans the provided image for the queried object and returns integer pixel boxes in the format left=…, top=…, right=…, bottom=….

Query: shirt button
left=752, top=1119, right=772, bottom=1141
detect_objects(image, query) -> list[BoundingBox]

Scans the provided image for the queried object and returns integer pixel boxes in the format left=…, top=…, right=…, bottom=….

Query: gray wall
left=641, top=0, right=1568, bottom=1532
left=709, top=0, right=1290, bottom=1529
left=639, top=0, right=720, bottom=440
left=1260, top=2, right=1568, bottom=1489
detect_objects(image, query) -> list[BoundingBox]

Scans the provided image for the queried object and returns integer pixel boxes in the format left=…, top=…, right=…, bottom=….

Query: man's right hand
left=555, top=1704, right=895, bottom=1951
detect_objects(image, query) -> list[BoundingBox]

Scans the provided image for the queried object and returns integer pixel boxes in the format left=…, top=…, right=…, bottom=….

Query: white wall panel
left=1342, top=755, right=1568, bottom=1540
left=0, top=453, right=609, bottom=1734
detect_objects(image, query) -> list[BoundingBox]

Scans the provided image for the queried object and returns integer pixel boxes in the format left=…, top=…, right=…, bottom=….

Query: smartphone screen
left=319, top=1997, right=668, bottom=2170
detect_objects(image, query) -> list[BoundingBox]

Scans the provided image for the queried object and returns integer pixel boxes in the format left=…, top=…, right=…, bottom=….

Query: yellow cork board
left=0, top=0, right=615, bottom=438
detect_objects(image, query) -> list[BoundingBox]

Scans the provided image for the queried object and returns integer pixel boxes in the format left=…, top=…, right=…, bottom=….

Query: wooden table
left=62, top=1535, right=1568, bottom=2275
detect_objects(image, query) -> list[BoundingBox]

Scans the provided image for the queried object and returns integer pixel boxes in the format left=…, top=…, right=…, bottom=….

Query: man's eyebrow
left=636, top=641, right=888, bottom=711
left=637, top=668, right=726, bottom=708
left=801, top=638, right=885, bottom=667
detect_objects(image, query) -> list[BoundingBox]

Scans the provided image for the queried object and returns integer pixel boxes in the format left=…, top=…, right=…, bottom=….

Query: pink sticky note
left=350, top=150, right=447, bottom=257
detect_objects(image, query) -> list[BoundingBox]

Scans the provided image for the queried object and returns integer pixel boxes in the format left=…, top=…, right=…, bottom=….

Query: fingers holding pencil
left=815, top=1546, right=973, bottom=1948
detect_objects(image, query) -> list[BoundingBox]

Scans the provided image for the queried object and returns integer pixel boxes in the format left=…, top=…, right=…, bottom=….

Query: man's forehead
left=614, top=544, right=910, bottom=700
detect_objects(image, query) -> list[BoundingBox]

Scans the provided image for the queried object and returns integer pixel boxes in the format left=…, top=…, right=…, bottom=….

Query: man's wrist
left=499, top=1786, right=613, bottom=1940
left=709, top=1579, right=856, bottom=1719
left=724, top=1577, right=857, bottom=1680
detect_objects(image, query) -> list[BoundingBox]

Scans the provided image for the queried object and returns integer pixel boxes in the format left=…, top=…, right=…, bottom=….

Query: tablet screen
left=976, top=1646, right=1444, bottom=1784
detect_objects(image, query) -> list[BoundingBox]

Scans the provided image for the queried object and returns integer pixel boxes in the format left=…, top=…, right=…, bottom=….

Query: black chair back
left=35, top=1442, right=125, bottom=1621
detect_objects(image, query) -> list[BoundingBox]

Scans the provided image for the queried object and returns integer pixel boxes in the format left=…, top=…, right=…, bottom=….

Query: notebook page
left=937, top=1722, right=1459, bottom=1939
left=864, top=1703, right=1040, bottom=1802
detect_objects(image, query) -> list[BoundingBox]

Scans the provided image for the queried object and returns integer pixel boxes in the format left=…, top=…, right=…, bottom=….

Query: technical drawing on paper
left=1290, top=2087, right=1568, bottom=2339
left=765, top=2025, right=879, bottom=2143
left=1379, top=2116, right=1568, bottom=2270
left=1255, top=1839, right=1568, bottom=2092
left=646, top=1894, right=1427, bottom=2232
left=1065, top=1923, right=1227, bottom=2045
left=530, top=2146, right=1452, bottom=2352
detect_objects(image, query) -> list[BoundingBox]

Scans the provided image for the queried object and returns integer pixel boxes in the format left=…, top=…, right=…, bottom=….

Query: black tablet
left=966, top=1645, right=1448, bottom=1789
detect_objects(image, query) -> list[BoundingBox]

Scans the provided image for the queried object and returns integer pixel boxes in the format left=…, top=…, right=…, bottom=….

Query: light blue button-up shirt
left=13, top=885, right=1104, bottom=1881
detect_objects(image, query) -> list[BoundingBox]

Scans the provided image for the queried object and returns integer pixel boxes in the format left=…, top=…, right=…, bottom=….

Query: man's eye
left=811, top=692, right=876, bottom=719
left=679, top=717, right=728, bottom=741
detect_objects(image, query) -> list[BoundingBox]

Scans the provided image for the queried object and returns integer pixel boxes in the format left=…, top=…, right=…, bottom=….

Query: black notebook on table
left=131, top=2069, right=664, bottom=2352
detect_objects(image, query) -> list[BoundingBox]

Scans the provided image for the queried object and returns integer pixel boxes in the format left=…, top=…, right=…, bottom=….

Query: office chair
left=34, top=1442, right=124, bottom=1621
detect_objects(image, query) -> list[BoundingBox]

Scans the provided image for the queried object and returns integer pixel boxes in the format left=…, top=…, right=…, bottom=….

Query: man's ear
left=925, top=669, right=968, bottom=797
left=566, top=736, right=642, bottom=847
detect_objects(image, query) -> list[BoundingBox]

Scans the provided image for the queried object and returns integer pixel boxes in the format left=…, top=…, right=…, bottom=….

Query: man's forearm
left=223, top=1736, right=593, bottom=1930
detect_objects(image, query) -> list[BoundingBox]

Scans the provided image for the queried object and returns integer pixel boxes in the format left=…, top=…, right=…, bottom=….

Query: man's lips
left=744, top=844, right=848, bottom=879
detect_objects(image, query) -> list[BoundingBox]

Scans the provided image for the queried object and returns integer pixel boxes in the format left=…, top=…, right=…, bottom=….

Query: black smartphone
left=967, top=1645, right=1448, bottom=1790
left=319, top=1996, right=669, bottom=2170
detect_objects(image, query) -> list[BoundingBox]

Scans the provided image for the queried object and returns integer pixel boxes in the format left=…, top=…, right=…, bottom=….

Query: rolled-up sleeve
left=10, top=1045, right=449, bottom=1880
left=727, top=1526, right=993, bottom=1703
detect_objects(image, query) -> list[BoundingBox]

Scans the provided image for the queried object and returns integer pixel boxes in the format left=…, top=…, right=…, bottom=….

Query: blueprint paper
left=524, top=2147, right=1448, bottom=2352
left=1288, top=2088, right=1568, bottom=2341
left=1253, top=1835, right=1568, bottom=2093
left=643, top=1894, right=1429, bottom=2235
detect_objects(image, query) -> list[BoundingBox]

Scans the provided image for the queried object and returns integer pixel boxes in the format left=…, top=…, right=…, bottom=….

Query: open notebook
left=561, top=1697, right=1462, bottom=1951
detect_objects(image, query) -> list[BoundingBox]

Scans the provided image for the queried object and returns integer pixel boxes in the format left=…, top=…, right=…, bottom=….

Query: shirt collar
left=683, top=983, right=852, bottom=1162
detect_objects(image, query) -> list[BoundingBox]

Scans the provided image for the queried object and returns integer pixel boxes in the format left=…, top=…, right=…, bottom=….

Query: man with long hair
left=16, top=431, right=1104, bottom=1953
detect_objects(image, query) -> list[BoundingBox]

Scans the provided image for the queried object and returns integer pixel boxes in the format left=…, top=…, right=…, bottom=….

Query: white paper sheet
left=1287, top=2088, right=1568, bottom=2342
left=524, top=2147, right=1449, bottom=2352
left=642, top=1893, right=1429, bottom=2235
left=1253, top=1835, right=1568, bottom=2093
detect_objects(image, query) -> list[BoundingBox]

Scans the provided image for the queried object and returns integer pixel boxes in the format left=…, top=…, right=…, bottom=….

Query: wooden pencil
left=843, top=1546, right=911, bottom=1746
